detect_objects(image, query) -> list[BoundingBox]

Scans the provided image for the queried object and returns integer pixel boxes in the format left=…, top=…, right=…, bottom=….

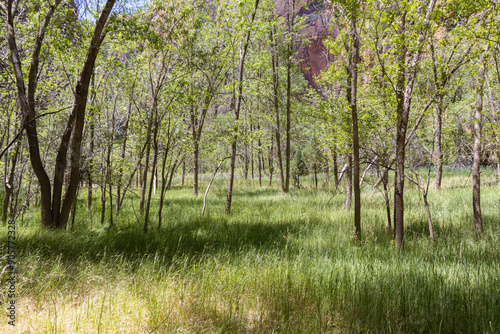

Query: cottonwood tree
left=225, top=0, right=261, bottom=214
left=371, top=0, right=437, bottom=249
left=180, top=1, right=235, bottom=196
left=2, top=0, right=118, bottom=228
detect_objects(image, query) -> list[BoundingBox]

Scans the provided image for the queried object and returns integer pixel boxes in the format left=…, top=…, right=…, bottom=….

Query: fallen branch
left=202, top=156, right=230, bottom=215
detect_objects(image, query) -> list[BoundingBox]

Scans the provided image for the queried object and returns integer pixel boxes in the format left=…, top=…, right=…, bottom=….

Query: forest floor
left=0, top=169, right=499, bottom=333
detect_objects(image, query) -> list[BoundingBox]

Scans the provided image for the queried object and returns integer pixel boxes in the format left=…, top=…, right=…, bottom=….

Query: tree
left=303, top=135, right=323, bottom=188
left=225, top=0, right=261, bottom=214
left=291, top=147, right=308, bottom=188
left=2, top=0, right=118, bottom=228
left=371, top=0, right=437, bottom=249
left=472, top=47, right=488, bottom=234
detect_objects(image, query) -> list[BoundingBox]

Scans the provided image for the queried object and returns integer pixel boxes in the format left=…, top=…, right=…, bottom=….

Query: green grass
left=0, top=170, right=499, bottom=333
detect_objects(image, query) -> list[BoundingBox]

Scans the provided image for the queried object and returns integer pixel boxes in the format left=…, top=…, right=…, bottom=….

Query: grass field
left=1, top=170, right=499, bottom=333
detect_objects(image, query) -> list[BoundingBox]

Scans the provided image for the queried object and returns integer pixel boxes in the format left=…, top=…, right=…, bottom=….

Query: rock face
left=275, top=0, right=338, bottom=89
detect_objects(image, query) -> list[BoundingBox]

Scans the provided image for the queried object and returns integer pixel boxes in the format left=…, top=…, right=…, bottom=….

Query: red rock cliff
left=275, top=0, right=338, bottom=89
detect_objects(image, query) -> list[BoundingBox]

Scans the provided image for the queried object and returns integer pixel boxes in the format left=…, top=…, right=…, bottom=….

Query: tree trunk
left=193, top=139, right=199, bottom=196
left=393, top=0, right=436, bottom=250
left=423, top=191, right=434, bottom=242
left=2, top=138, right=21, bottom=224
left=345, top=155, right=352, bottom=208
left=87, top=120, right=95, bottom=210
left=181, top=160, right=186, bottom=186
left=333, top=151, right=339, bottom=187
left=314, top=166, right=318, bottom=189
left=473, top=49, right=487, bottom=234
left=105, top=138, right=113, bottom=227
left=258, top=122, right=262, bottom=187
left=285, top=41, right=292, bottom=194
left=270, top=28, right=285, bottom=194
left=116, top=95, right=132, bottom=215
left=144, top=117, right=159, bottom=234
left=325, top=162, right=330, bottom=187
left=268, top=138, right=274, bottom=186
left=100, top=145, right=106, bottom=225
left=349, top=10, right=361, bottom=239
left=140, top=113, right=154, bottom=211
left=57, top=0, right=118, bottom=229
left=382, top=167, right=392, bottom=232
left=393, top=12, right=408, bottom=251
left=5, top=0, right=62, bottom=227
left=435, top=100, right=444, bottom=189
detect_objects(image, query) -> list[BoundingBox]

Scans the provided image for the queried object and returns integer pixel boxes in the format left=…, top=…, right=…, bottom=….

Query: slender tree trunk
left=257, top=122, right=262, bottom=187
left=87, top=119, right=95, bottom=210
left=393, top=0, right=436, bottom=250
left=140, top=113, right=154, bottom=212
left=313, top=166, right=317, bottom=188
left=105, top=89, right=118, bottom=227
left=268, top=137, right=274, bottom=186
left=116, top=96, right=132, bottom=215
left=435, top=100, right=444, bottom=189
left=473, top=50, right=487, bottom=234
left=2, top=138, right=21, bottom=224
left=11, top=159, right=26, bottom=219
left=193, top=139, right=199, bottom=195
left=166, top=159, right=179, bottom=191
left=105, top=143, right=113, bottom=226
left=144, top=105, right=160, bottom=233
left=285, top=41, right=292, bottom=194
left=158, top=125, right=172, bottom=229
left=345, top=155, right=352, bottom=208
left=100, top=146, right=106, bottom=225
left=189, top=104, right=202, bottom=196
left=181, top=160, right=186, bottom=186
left=423, top=191, right=434, bottom=241
left=116, top=142, right=148, bottom=212
left=349, top=9, right=361, bottom=239
left=244, top=112, right=249, bottom=182
left=251, top=141, right=255, bottom=180
left=270, top=29, right=285, bottom=194
left=393, top=13, right=407, bottom=250
left=382, top=167, right=392, bottom=232
left=325, top=162, right=330, bottom=187
left=108, top=165, right=113, bottom=227
left=333, top=152, right=339, bottom=187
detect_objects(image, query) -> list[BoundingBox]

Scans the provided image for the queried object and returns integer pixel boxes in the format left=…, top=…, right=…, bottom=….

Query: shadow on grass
left=5, top=217, right=295, bottom=266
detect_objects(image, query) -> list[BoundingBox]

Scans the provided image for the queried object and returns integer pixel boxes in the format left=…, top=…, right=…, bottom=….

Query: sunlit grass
left=0, top=170, right=499, bottom=333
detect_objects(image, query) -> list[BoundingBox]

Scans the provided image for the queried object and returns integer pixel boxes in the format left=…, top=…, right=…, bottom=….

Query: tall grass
left=0, top=170, right=499, bottom=333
